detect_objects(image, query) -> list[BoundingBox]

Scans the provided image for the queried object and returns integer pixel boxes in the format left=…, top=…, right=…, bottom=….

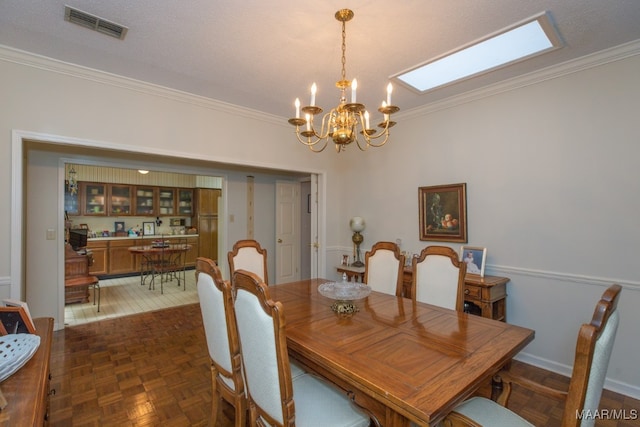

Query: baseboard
left=515, top=352, right=640, bottom=400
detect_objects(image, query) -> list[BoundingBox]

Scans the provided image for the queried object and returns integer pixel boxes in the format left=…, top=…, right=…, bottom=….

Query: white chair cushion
left=452, top=396, right=534, bottom=427
left=367, top=250, right=401, bottom=295
left=233, top=248, right=266, bottom=282
left=414, top=255, right=460, bottom=310
left=234, top=288, right=284, bottom=424
left=581, top=309, right=619, bottom=427
left=291, top=373, right=370, bottom=427
left=197, top=272, right=234, bottom=384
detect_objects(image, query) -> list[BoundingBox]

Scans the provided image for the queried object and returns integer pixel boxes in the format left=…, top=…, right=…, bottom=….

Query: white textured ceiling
left=1, top=1, right=639, bottom=119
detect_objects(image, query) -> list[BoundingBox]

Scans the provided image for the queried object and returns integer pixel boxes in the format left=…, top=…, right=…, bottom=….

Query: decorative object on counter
left=143, top=222, right=155, bottom=236
left=419, top=183, right=467, bottom=243
left=155, top=216, right=162, bottom=227
left=114, top=221, right=125, bottom=232
left=349, top=216, right=365, bottom=267
left=288, top=9, right=399, bottom=153
left=460, top=246, right=487, bottom=278
left=318, top=273, right=371, bottom=314
left=0, top=334, right=41, bottom=382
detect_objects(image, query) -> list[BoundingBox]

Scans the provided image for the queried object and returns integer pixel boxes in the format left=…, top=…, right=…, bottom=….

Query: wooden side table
left=336, top=265, right=365, bottom=282
left=338, top=265, right=509, bottom=322
left=401, top=266, right=508, bottom=321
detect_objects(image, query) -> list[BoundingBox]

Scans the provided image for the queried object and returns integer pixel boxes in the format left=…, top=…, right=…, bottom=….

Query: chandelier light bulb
left=295, top=98, right=300, bottom=118
left=310, top=83, right=317, bottom=106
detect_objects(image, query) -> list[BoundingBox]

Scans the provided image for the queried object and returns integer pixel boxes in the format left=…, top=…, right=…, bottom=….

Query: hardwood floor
left=49, top=303, right=640, bottom=426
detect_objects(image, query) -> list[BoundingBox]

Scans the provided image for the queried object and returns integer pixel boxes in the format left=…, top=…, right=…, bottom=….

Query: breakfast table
left=268, top=279, right=535, bottom=427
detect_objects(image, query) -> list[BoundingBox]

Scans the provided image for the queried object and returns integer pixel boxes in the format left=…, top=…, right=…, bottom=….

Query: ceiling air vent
left=64, top=5, right=128, bottom=40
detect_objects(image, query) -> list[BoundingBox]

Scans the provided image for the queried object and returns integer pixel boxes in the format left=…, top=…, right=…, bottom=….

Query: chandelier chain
left=341, top=20, right=347, bottom=82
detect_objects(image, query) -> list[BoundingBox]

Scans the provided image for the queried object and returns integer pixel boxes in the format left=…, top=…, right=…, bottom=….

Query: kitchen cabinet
left=195, top=188, right=220, bottom=215
left=64, top=182, right=80, bottom=216
left=135, top=186, right=157, bottom=216
left=86, top=240, right=108, bottom=275
left=177, top=188, right=194, bottom=216
left=198, top=215, right=218, bottom=263
left=81, top=182, right=107, bottom=216
left=158, top=188, right=176, bottom=216
left=184, top=236, right=199, bottom=267
left=109, top=184, right=133, bottom=216
left=109, top=239, right=137, bottom=275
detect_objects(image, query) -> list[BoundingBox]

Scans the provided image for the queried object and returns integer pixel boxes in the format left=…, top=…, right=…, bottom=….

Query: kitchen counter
left=88, top=234, right=199, bottom=241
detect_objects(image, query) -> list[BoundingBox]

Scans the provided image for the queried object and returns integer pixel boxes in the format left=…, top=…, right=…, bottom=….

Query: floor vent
left=64, top=6, right=128, bottom=40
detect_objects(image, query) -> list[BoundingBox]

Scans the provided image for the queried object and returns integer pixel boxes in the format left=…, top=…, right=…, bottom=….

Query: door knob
left=277, top=238, right=283, bottom=243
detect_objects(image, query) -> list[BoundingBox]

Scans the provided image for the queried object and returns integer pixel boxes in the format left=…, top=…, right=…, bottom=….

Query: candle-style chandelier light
left=288, top=9, right=399, bottom=153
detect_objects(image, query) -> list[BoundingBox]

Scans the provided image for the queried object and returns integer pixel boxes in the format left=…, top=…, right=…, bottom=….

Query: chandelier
left=288, top=9, right=399, bottom=153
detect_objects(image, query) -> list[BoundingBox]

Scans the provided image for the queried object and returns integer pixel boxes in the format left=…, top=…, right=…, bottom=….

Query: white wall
left=1, top=42, right=639, bottom=398
left=333, top=48, right=640, bottom=397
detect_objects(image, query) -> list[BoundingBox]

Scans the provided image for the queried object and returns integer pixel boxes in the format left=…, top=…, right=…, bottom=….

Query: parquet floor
left=49, top=303, right=640, bottom=426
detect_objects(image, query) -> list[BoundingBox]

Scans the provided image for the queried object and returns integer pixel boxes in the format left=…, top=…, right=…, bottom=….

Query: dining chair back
left=195, top=257, right=246, bottom=427
left=232, top=269, right=372, bottom=427
left=228, top=239, right=269, bottom=285
left=411, top=245, right=466, bottom=311
left=445, top=284, right=622, bottom=427
left=364, top=241, right=405, bottom=297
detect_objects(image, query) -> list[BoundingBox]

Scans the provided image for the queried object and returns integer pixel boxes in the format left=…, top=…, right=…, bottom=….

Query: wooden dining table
left=268, top=279, right=535, bottom=427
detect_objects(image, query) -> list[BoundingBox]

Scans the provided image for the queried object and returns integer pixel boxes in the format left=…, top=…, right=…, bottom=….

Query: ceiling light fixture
left=138, top=170, right=149, bottom=174
left=288, top=9, right=399, bottom=153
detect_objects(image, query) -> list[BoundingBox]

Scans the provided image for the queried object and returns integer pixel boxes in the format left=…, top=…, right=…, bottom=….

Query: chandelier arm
left=293, top=129, right=329, bottom=152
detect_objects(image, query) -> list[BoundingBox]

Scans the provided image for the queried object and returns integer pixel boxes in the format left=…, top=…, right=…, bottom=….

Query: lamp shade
left=350, top=216, right=365, bottom=233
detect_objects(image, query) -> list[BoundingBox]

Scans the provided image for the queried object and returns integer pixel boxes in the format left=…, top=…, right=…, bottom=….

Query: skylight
left=393, top=12, right=562, bottom=93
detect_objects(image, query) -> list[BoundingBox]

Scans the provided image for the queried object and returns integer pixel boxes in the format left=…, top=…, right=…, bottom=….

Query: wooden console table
left=0, top=317, right=54, bottom=426
left=336, top=265, right=509, bottom=321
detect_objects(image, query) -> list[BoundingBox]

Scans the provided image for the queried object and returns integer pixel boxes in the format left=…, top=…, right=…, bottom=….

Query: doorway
left=15, top=132, right=321, bottom=329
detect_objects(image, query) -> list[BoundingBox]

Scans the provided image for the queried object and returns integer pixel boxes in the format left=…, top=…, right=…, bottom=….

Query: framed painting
left=419, top=183, right=467, bottom=242
left=143, top=222, right=155, bottom=236
left=460, top=246, right=487, bottom=277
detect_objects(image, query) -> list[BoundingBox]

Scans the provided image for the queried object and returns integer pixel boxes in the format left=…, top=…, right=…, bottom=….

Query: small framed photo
left=0, top=306, right=36, bottom=335
left=143, top=222, right=155, bottom=236
left=460, top=246, right=487, bottom=278
left=114, top=221, right=125, bottom=232
left=341, top=254, right=349, bottom=266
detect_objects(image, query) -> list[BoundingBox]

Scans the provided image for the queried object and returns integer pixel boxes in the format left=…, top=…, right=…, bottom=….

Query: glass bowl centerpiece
left=318, top=275, right=371, bottom=314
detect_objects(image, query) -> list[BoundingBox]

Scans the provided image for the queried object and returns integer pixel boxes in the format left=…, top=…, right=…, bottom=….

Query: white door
left=275, top=181, right=300, bottom=284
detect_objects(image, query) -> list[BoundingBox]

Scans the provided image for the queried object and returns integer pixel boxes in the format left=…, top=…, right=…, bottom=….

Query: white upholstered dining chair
left=228, top=239, right=269, bottom=285
left=411, top=245, right=466, bottom=311
left=195, top=257, right=246, bottom=427
left=232, top=269, right=372, bottom=427
left=364, top=241, right=405, bottom=297
left=443, top=284, right=622, bottom=427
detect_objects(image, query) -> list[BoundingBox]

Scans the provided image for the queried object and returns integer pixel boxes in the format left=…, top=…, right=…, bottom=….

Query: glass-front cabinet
left=177, top=189, right=193, bottom=216
left=158, top=188, right=175, bottom=215
left=135, top=186, right=156, bottom=216
left=81, top=182, right=107, bottom=216
left=109, top=185, right=132, bottom=215
left=64, top=182, right=80, bottom=216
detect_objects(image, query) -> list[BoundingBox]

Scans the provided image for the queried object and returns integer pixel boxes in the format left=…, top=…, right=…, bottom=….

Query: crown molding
left=399, top=39, right=640, bottom=120
left=0, top=44, right=285, bottom=126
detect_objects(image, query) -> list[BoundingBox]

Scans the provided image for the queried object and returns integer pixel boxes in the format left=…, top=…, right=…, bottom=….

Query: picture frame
left=419, top=183, right=467, bottom=242
left=341, top=254, right=349, bottom=266
left=460, top=246, right=487, bottom=278
left=143, top=222, right=155, bottom=236
left=79, top=223, right=89, bottom=230
left=0, top=306, right=36, bottom=335
left=114, top=221, right=125, bottom=232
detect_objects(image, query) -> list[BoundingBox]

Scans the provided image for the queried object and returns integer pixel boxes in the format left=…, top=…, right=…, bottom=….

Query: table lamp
left=350, top=216, right=365, bottom=267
